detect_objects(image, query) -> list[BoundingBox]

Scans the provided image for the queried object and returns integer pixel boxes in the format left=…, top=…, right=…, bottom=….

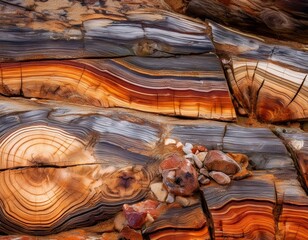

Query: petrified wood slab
left=183, top=0, right=308, bottom=44
left=0, top=0, right=308, bottom=238
left=228, top=59, right=307, bottom=122
left=0, top=56, right=235, bottom=120
left=202, top=169, right=308, bottom=240
left=0, top=98, right=306, bottom=239
left=0, top=100, right=160, bottom=235
left=0, top=1, right=213, bottom=61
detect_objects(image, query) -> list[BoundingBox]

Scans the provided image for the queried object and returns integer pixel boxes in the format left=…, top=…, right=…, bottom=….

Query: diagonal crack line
left=0, top=162, right=103, bottom=172
left=273, top=181, right=283, bottom=239
left=253, top=79, right=265, bottom=116
left=287, top=74, right=307, bottom=107
left=199, top=189, right=215, bottom=240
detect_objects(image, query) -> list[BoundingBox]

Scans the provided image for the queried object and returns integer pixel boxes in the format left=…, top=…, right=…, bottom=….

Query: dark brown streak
left=0, top=162, right=103, bottom=172
left=254, top=79, right=265, bottom=117
left=229, top=63, right=246, bottom=110
left=199, top=189, right=215, bottom=240
left=273, top=181, right=283, bottom=239
left=287, top=74, right=307, bottom=107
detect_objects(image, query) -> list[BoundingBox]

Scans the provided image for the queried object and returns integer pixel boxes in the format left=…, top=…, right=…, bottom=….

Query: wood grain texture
left=202, top=175, right=276, bottom=240
left=223, top=124, right=294, bottom=170
left=0, top=56, right=235, bottom=120
left=275, top=178, right=308, bottom=240
left=209, top=22, right=308, bottom=122
left=0, top=1, right=307, bottom=237
left=227, top=59, right=307, bottom=122
left=184, top=0, right=308, bottom=43
left=0, top=1, right=214, bottom=61
left=0, top=102, right=161, bottom=235
left=144, top=202, right=210, bottom=240
left=199, top=122, right=306, bottom=239
left=275, top=127, right=308, bottom=191
left=0, top=98, right=306, bottom=238
left=209, top=22, right=308, bottom=71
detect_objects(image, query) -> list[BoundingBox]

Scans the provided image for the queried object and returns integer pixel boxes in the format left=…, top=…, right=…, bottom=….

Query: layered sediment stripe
left=0, top=56, right=236, bottom=120
left=144, top=203, right=210, bottom=240
left=202, top=176, right=276, bottom=239
left=0, top=2, right=214, bottom=61
left=275, top=178, right=308, bottom=239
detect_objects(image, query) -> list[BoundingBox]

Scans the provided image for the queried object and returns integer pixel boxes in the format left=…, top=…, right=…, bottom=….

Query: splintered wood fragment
left=275, top=127, right=308, bottom=191
left=209, top=22, right=308, bottom=123
left=0, top=56, right=235, bottom=120
left=227, top=59, right=308, bottom=122
left=183, top=0, right=308, bottom=43
left=202, top=175, right=276, bottom=239
left=144, top=203, right=210, bottom=240
left=0, top=1, right=214, bottom=61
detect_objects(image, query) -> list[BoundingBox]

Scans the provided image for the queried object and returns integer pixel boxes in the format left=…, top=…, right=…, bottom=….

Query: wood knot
left=260, top=9, right=293, bottom=31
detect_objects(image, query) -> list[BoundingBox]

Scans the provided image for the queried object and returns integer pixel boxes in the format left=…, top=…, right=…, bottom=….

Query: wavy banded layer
left=0, top=57, right=235, bottom=120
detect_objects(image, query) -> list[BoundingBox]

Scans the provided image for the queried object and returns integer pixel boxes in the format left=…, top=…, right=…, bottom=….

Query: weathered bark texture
left=0, top=0, right=307, bottom=239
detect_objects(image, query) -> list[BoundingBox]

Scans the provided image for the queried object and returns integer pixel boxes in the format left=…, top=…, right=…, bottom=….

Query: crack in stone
left=273, top=181, right=283, bottom=240
left=287, top=74, right=307, bottom=107
left=0, top=162, right=104, bottom=172
left=199, top=189, right=215, bottom=240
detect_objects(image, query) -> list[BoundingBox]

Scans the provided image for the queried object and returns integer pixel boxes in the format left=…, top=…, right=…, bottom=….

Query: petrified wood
left=0, top=103, right=159, bottom=234
left=203, top=175, right=277, bottom=239
left=0, top=56, right=235, bottom=120
left=183, top=0, right=308, bottom=44
left=210, top=22, right=308, bottom=123
left=0, top=98, right=306, bottom=239
left=275, top=127, right=308, bottom=191
left=144, top=202, right=210, bottom=240
left=0, top=0, right=307, bottom=239
left=0, top=1, right=214, bottom=61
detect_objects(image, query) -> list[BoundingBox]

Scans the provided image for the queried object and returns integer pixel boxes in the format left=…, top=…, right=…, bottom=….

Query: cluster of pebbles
left=150, top=138, right=252, bottom=204
left=111, top=138, right=252, bottom=236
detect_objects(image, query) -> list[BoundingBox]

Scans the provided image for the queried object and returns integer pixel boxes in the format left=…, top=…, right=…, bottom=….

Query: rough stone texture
left=204, top=150, right=241, bottom=175
left=209, top=171, right=231, bottom=185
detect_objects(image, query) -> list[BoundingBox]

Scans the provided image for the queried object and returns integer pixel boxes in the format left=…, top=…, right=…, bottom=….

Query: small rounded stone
left=198, top=175, right=210, bottom=185
left=209, top=171, right=231, bottom=185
